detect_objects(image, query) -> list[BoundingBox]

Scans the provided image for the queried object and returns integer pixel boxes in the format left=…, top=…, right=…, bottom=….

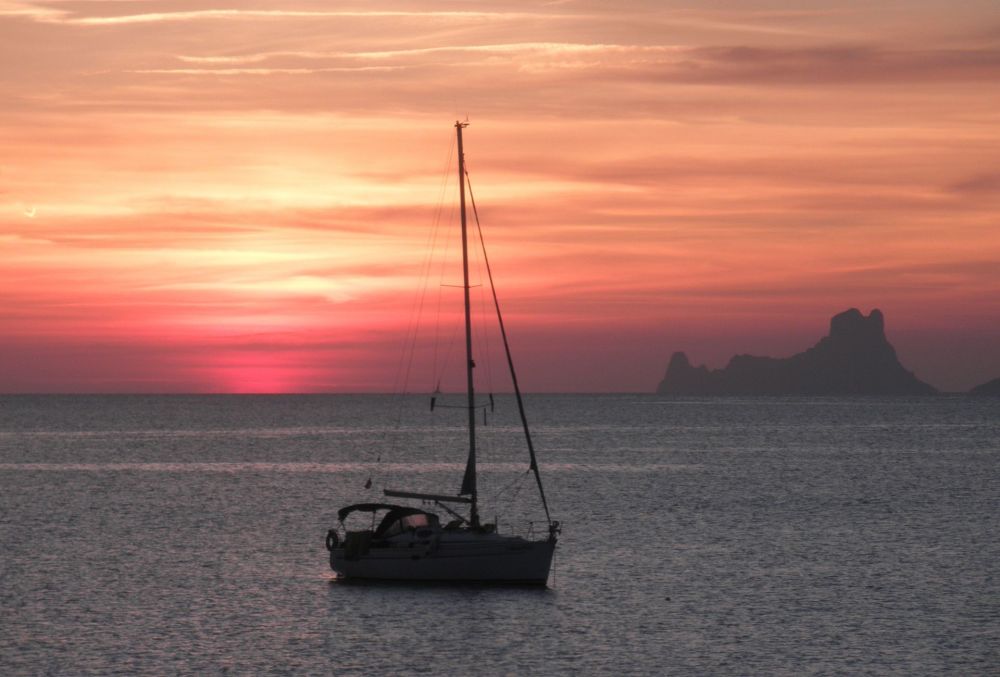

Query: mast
left=456, top=121, right=480, bottom=528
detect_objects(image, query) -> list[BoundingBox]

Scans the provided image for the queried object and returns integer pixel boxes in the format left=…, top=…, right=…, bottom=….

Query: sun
left=205, top=353, right=312, bottom=393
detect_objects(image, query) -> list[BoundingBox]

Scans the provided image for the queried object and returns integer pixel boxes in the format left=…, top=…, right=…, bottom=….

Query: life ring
left=325, top=529, right=339, bottom=551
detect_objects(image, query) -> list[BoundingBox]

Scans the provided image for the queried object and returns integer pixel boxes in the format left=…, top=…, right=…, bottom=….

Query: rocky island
left=657, top=308, right=937, bottom=395
left=969, top=377, right=1000, bottom=396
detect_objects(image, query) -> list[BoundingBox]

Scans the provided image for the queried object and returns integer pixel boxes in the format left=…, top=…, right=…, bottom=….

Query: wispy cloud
left=5, top=5, right=572, bottom=26
left=527, top=44, right=1000, bottom=85
left=673, top=45, right=1000, bottom=84
left=176, top=42, right=682, bottom=65
left=0, top=0, right=61, bottom=21
left=169, top=42, right=1000, bottom=85
left=949, top=172, right=1000, bottom=195
left=130, top=66, right=403, bottom=76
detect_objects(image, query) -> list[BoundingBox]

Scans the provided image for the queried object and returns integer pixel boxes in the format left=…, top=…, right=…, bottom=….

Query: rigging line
left=376, top=201, right=436, bottom=488
left=436, top=322, right=462, bottom=398
left=384, top=265, right=430, bottom=486
left=391, top=191, right=442, bottom=396
left=397, top=132, right=454, bottom=400
left=491, top=468, right=530, bottom=504
left=392, top=132, right=453, bottom=400
left=430, top=138, right=456, bottom=390
left=462, top=163, right=496, bottom=502
left=432, top=214, right=465, bottom=393
left=383, top=133, right=455, bottom=488
left=469, top=241, right=495, bottom=407
left=504, top=473, right=529, bottom=508
left=467, top=169, right=496, bottom=400
left=392, top=197, right=439, bottom=399
left=465, top=169, right=553, bottom=526
left=492, top=472, right=530, bottom=538
left=433, top=182, right=459, bottom=391
left=463, top=158, right=495, bottom=398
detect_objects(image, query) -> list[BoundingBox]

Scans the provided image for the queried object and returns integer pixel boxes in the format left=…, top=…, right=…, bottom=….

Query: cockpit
left=377, top=512, right=440, bottom=538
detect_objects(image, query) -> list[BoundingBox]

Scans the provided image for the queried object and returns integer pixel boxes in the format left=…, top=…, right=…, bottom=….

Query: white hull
left=331, top=531, right=556, bottom=584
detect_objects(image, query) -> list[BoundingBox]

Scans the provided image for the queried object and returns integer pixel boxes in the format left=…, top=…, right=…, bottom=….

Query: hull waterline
left=331, top=535, right=556, bottom=584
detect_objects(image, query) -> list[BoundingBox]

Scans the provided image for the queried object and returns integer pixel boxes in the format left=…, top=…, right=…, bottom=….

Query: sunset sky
left=2, top=0, right=999, bottom=393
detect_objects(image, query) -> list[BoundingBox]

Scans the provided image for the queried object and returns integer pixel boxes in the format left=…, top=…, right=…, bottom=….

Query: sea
left=1, top=394, right=997, bottom=676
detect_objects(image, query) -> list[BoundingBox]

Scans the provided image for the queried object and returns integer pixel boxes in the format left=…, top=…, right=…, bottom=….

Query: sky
left=1, top=0, right=999, bottom=393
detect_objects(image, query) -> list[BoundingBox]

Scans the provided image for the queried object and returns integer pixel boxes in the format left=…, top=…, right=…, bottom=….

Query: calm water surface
left=1, top=395, right=997, bottom=675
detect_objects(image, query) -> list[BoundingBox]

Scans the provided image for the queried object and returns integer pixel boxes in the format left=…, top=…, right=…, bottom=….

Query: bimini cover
left=337, top=503, right=406, bottom=522
left=337, top=503, right=437, bottom=524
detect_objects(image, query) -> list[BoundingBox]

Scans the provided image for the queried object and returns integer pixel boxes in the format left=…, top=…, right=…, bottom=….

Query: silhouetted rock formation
left=657, top=308, right=937, bottom=395
left=969, top=377, right=1000, bottom=396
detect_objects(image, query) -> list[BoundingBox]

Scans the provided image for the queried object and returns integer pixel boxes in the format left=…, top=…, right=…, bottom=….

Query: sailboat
left=324, top=122, right=559, bottom=584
